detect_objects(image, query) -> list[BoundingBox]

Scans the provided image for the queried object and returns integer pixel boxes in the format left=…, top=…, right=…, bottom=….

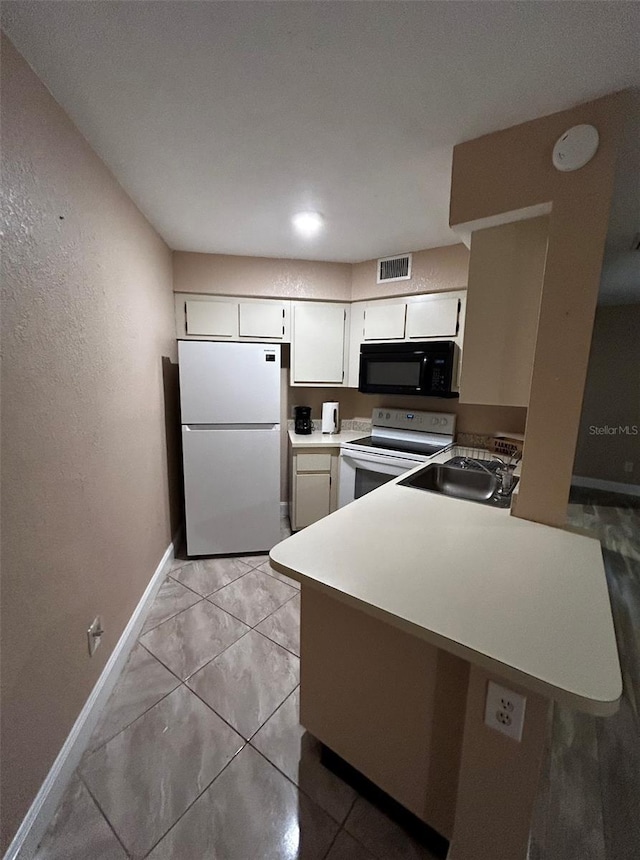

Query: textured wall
left=0, top=37, right=178, bottom=850
left=573, top=304, right=640, bottom=485
left=174, top=244, right=469, bottom=303
left=351, top=244, right=469, bottom=301
left=173, top=251, right=352, bottom=300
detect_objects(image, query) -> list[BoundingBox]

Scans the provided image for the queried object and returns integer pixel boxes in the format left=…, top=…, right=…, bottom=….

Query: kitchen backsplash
left=456, top=432, right=494, bottom=448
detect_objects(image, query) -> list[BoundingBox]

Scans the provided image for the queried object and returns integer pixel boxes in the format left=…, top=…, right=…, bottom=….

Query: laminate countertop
left=288, top=429, right=367, bottom=448
left=270, top=450, right=622, bottom=716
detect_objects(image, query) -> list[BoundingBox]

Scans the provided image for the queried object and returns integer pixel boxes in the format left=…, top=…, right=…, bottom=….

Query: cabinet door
left=406, top=297, right=459, bottom=339
left=185, top=300, right=238, bottom=338
left=295, top=472, right=331, bottom=529
left=347, top=303, right=366, bottom=388
left=363, top=302, right=406, bottom=340
left=239, top=302, right=286, bottom=339
left=292, top=302, right=347, bottom=384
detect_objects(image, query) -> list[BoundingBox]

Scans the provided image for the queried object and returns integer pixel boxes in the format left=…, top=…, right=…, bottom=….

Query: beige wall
left=288, top=387, right=527, bottom=438
left=351, top=243, right=469, bottom=301
left=450, top=92, right=624, bottom=527
left=174, top=242, right=469, bottom=304
left=0, top=37, right=178, bottom=851
left=173, top=251, right=352, bottom=300
left=573, top=304, right=640, bottom=485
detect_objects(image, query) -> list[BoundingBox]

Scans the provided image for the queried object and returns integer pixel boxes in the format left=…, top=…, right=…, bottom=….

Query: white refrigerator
left=178, top=340, right=281, bottom=556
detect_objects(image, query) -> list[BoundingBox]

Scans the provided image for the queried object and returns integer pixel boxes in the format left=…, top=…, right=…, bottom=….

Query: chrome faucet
left=493, top=452, right=521, bottom=494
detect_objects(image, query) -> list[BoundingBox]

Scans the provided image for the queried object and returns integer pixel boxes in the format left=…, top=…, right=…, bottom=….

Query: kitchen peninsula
left=269, top=452, right=621, bottom=860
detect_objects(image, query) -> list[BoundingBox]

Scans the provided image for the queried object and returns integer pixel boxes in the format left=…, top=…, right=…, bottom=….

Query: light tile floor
left=33, top=501, right=640, bottom=859
left=34, top=521, right=434, bottom=859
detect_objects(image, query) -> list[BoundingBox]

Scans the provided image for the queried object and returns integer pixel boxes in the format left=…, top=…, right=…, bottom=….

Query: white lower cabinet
left=290, top=448, right=339, bottom=530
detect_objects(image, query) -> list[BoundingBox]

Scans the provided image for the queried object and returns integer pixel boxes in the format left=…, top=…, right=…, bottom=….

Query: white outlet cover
left=484, top=680, right=526, bottom=742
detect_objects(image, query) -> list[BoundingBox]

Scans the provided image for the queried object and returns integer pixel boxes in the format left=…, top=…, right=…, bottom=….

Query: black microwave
left=358, top=341, right=459, bottom=398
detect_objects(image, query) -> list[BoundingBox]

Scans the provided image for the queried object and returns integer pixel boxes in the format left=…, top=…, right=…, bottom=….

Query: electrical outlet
left=87, top=616, right=104, bottom=657
left=484, top=681, right=526, bottom=741
left=624, top=461, right=633, bottom=474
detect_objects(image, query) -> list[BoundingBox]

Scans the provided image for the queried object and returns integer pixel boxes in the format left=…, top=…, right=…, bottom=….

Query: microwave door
left=359, top=352, right=424, bottom=393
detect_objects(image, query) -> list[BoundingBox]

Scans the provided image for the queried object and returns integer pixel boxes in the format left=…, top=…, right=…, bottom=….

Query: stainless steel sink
left=398, top=459, right=518, bottom=507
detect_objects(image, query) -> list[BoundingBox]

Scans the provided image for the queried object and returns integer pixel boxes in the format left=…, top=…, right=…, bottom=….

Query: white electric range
left=338, top=408, right=456, bottom=508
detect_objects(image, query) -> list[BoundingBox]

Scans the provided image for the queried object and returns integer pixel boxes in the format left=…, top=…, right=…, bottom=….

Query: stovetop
left=342, top=408, right=456, bottom=459
left=347, top=435, right=448, bottom=457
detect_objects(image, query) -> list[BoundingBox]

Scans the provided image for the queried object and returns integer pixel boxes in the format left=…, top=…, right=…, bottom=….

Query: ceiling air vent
left=377, top=253, right=412, bottom=284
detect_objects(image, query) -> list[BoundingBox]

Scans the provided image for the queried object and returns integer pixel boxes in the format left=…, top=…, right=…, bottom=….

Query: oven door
left=338, top=449, right=424, bottom=508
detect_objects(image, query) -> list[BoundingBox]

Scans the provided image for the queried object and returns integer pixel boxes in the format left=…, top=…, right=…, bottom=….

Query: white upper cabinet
left=406, top=295, right=460, bottom=339
left=185, top=299, right=238, bottom=338
left=238, top=302, right=287, bottom=339
left=363, top=302, right=406, bottom=340
left=176, top=294, right=290, bottom=342
left=176, top=290, right=466, bottom=390
left=291, top=302, right=349, bottom=386
left=346, top=291, right=466, bottom=387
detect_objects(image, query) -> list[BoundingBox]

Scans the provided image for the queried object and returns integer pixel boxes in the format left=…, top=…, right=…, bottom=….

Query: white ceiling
left=2, top=1, right=640, bottom=267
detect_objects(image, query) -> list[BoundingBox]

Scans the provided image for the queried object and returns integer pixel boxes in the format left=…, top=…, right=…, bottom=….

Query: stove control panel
left=372, top=408, right=456, bottom=436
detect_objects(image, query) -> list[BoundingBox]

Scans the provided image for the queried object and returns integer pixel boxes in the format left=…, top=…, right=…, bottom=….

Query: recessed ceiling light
left=292, top=211, right=324, bottom=238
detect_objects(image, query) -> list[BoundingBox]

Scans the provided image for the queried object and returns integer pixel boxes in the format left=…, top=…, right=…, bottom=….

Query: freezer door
left=179, top=341, right=281, bottom=425
left=182, top=425, right=281, bottom=556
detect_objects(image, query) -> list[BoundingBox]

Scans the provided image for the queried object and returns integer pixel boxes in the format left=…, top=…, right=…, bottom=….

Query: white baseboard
left=4, top=530, right=181, bottom=860
left=280, top=501, right=289, bottom=518
left=572, top=475, right=640, bottom=497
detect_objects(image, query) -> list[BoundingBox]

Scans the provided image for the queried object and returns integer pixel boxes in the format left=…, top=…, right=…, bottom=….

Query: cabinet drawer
left=296, top=452, right=332, bottom=472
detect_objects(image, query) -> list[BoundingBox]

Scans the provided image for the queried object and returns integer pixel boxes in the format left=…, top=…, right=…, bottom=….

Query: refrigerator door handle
left=183, top=424, right=280, bottom=431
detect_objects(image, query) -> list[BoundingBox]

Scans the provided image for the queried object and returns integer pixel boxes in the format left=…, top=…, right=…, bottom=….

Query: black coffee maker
left=294, top=406, right=313, bottom=435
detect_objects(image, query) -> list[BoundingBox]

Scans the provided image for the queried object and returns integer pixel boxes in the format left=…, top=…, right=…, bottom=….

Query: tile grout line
left=139, top=586, right=203, bottom=635
left=85, top=611, right=255, bottom=762
left=179, top=626, right=253, bottom=684
left=185, top=657, right=298, bottom=747
left=205, top=575, right=297, bottom=629
left=167, top=566, right=252, bottom=599
left=82, top=680, right=180, bottom=762
left=77, top=770, right=132, bottom=858
left=184, top=678, right=256, bottom=743
left=252, top=623, right=300, bottom=659
left=137, top=741, right=248, bottom=859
